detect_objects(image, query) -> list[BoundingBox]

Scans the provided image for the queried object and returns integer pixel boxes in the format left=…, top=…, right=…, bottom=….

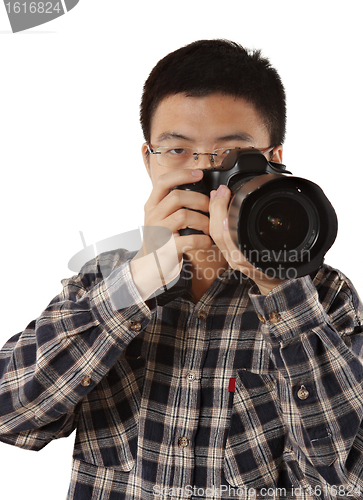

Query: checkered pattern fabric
left=1, top=249, right=363, bottom=500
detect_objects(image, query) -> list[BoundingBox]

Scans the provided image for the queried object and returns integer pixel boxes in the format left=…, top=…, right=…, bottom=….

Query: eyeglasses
left=147, top=144, right=274, bottom=168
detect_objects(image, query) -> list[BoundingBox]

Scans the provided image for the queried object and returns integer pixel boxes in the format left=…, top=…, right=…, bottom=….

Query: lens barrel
left=228, top=174, right=337, bottom=279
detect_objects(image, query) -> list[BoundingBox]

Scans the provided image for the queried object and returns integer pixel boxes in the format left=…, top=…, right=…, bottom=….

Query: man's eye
left=166, top=148, right=188, bottom=155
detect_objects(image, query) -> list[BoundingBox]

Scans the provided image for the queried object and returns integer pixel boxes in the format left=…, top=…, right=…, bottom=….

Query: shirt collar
left=152, top=255, right=249, bottom=306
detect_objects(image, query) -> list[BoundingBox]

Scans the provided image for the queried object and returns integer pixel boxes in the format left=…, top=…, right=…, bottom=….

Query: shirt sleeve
left=0, top=254, right=154, bottom=451
left=248, top=266, right=363, bottom=485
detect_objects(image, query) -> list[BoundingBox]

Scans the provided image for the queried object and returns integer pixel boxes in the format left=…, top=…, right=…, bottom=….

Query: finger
left=209, top=186, right=249, bottom=267
left=165, top=208, right=211, bottom=235
left=209, top=185, right=231, bottom=248
left=145, top=169, right=204, bottom=209
left=209, top=189, right=261, bottom=276
left=148, top=189, right=210, bottom=223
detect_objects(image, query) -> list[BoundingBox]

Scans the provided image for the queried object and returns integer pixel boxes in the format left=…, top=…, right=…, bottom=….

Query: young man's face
left=142, top=92, right=283, bottom=182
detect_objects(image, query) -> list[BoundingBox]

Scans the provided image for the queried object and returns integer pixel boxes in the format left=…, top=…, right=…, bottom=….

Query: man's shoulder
left=313, top=263, right=362, bottom=318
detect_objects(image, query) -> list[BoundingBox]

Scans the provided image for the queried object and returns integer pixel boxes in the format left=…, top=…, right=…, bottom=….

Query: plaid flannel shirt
left=1, top=249, right=363, bottom=500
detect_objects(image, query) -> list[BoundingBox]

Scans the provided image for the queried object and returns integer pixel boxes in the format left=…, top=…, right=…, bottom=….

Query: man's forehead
left=150, top=93, right=270, bottom=145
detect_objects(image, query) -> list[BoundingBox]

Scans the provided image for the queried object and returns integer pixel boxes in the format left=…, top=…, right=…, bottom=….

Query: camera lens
left=229, top=173, right=337, bottom=278
left=176, top=149, right=338, bottom=279
left=251, top=191, right=319, bottom=253
left=216, top=149, right=338, bottom=278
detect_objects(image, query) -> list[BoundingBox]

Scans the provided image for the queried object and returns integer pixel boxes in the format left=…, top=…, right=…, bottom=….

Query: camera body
left=176, top=149, right=338, bottom=279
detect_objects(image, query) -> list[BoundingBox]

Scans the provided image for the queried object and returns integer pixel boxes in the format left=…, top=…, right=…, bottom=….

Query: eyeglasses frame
left=147, top=144, right=275, bottom=167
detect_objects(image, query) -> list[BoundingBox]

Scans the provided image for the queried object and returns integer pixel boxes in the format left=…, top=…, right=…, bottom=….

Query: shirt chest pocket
left=73, top=341, right=146, bottom=471
left=223, top=370, right=286, bottom=489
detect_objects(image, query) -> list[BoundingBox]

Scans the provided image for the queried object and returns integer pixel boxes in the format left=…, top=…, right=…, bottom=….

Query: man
left=0, top=40, right=362, bottom=500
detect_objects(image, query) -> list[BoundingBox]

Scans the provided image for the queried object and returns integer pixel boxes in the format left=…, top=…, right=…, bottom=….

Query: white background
left=0, top=1, right=362, bottom=498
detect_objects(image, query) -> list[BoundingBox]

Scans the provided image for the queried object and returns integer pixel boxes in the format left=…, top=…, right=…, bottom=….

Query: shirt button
left=178, top=437, right=189, bottom=448
left=297, top=385, right=309, bottom=400
left=81, top=376, right=92, bottom=387
left=186, top=372, right=196, bottom=382
left=269, top=312, right=281, bottom=324
left=197, top=310, right=207, bottom=320
left=130, top=321, right=142, bottom=332
left=257, top=314, right=266, bottom=324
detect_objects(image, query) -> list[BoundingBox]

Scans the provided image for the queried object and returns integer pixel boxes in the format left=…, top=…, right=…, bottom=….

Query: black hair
left=140, top=39, right=286, bottom=147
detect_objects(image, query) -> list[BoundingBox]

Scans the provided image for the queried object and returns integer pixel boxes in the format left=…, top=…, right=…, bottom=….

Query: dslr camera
left=176, top=149, right=337, bottom=279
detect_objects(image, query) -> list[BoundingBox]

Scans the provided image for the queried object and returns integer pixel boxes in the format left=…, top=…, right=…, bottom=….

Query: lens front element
left=251, top=191, right=319, bottom=253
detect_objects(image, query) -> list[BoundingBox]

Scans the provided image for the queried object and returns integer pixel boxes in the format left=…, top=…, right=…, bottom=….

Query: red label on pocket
left=228, top=378, right=236, bottom=392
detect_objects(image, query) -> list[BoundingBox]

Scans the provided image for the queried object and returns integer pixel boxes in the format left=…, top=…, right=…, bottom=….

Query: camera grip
left=179, top=227, right=205, bottom=236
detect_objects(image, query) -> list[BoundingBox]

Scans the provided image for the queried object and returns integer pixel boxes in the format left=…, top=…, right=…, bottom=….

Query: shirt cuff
left=89, top=260, right=154, bottom=346
left=249, top=276, right=329, bottom=346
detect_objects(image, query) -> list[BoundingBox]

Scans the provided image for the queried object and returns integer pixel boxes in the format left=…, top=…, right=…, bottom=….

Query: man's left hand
left=209, top=184, right=285, bottom=295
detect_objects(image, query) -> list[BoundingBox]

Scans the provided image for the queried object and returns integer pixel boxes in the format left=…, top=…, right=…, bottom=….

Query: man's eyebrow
left=156, top=132, right=193, bottom=143
left=215, top=132, right=254, bottom=142
left=155, top=131, right=255, bottom=143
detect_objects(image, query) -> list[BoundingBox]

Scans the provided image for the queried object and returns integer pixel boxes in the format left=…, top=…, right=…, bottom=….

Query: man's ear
left=272, top=145, right=283, bottom=163
left=142, top=143, right=151, bottom=178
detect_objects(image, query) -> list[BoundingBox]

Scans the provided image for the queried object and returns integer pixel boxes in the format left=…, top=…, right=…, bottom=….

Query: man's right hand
left=130, top=168, right=213, bottom=301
